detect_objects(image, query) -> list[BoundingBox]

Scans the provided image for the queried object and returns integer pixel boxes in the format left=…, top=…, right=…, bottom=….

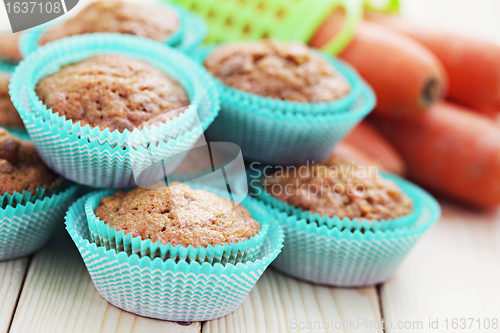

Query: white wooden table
left=1, top=201, right=499, bottom=333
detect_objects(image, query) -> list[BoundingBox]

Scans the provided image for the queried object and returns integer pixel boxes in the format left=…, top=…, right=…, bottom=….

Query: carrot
left=331, top=142, right=385, bottom=170
left=342, top=121, right=406, bottom=175
left=368, top=13, right=500, bottom=116
left=310, top=19, right=447, bottom=116
left=372, top=101, right=500, bottom=209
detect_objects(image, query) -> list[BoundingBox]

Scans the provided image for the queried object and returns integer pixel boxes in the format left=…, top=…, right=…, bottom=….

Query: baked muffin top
left=262, top=157, right=413, bottom=220
left=204, top=39, right=351, bottom=103
left=94, top=182, right=261, bottom=247
left=0, top=128, right=58, bottom=195
left=35, top=55, right=190, bottom=133
left=39, top=0, right=180, bottom=46
left=0, top=33, right=22, bottom=62
left=0, top=73, right=23, bottom=128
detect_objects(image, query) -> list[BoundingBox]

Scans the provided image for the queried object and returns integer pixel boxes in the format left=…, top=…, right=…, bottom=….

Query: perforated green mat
left=169, top=0, right=364, bottom=54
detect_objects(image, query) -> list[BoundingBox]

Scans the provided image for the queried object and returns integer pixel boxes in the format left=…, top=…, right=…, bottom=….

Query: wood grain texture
left=203, top=269, right=383, bottom=333
left=9, top=226, right=201, bottom=333
left=381, top=203, right=500, bottom=333
left=0, top=257, right=29, bottom=333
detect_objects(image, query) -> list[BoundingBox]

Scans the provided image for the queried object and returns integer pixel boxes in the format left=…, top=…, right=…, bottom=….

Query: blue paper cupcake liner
left=65, top=192, right=284, bottom=321
left=0, top=182, right=79, bottom=260
left=10, top=34, right=220, bottom=188
left=19, top=1, right=206, bottom=57
left=207, top=80, right=375, bottom=165
left=259, top=173, right=441, bottom=287
left=192, top=44, right=363, bottom=115
left=85, top=187, right=269, bottom=265
left=253, top=172, right=423, bottom=232
left=0, top=177, right=63, bottom=209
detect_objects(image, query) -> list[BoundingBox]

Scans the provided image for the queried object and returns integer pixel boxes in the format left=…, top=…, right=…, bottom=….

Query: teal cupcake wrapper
left=0, top=178, right=63, bottom=209
left=263, top=174, right=441, bottom=287
left=85, top=188, right=269, bottom=265
left=192, top=45, right=362, bottom=115
left=10, top=34, right=220, bottom=188
left=18, top=1, right=206, bottom=57
left=0, top=187, right=47, bottom=209
left=0, top=183, right=79, bottom=260
left=206, top=80, right=375, bottom=165
left=65, top=193, right=284, bottom=321
left=254, top=173, right=422, bottom=232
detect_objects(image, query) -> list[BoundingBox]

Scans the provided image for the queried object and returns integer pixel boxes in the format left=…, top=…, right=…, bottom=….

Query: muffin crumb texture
left=39, top=0, right=179, bottom=45
left=0, top=128, right=58, bottom=195
left=35, top=55, right=190, bottom=133
left=0, top=73, right=23, bottom=128
left=262, top=157, right=413, bottom=220
left=94, top=182, right=261, bottom=247
left=204, top=40, right=351, bottom=103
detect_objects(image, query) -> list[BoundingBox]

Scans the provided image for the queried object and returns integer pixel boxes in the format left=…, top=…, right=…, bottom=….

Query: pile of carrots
left=310, top=12, right=500, bottom=209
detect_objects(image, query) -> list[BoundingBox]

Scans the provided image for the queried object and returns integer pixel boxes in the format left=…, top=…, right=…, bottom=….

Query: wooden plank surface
left=204, top=269, right=383, bottom=333
left=8, top=226, right=201, bottom=333
left=380, top=203, right=500, bottom=333
left=0, top=258, right=29, bottom=333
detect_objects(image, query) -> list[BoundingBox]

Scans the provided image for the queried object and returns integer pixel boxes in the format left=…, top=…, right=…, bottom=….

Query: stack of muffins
left=6, top=0, right=285, bottom=322
left=1, top=0, right=441, bottom=323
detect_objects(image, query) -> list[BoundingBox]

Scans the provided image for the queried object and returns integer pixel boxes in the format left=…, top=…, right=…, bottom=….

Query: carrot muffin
left=35, top=55, right=190, bottom=133
left=0, top=73, right=23, bottom=128
left=262, top=157, right=413, bottom=220
left=39, top=1, right=180, bottom=46
left=0, top=33, right=22, bottom=62
left=0, top=128, right=58, bottom=195
left=204, top=40, right=351, bottom=103
left=94, top=182, right=261, bottom=247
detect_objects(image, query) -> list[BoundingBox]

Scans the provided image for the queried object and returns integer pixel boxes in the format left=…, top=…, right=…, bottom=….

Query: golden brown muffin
left=0, top=128, right=58, bottom=195
left=39, top=0, right=179, bottom=46
left=0, top=73, right=23, bottom=128
left=204, top=39, right=351, bottom=103
left=35, top=55, right=189, bottom=133
left=0, top=33, right=22, bottom=62
left=94, top=182, right=261, bottom=247
left=262, top=157, right=413, bottom=220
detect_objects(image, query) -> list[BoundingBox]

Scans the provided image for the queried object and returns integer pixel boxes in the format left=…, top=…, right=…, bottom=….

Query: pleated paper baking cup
left=206, top=79, right=375, bottom=165
left=193, top=45, right=362, bottom=115
left=0, top=183, right=79, bottom=260
left=254, top=173, right=423, bottom=232
left=0, top=178, right=63, bottom=209
left=262, top=174, right=441, bottom=287
left=18, top=1, right=206, bottom=58
left=65, top=193, right=284, bottom=321
left=84, top=188, right=269, bottom=265
left=10, top=34, right=220, bottom=188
